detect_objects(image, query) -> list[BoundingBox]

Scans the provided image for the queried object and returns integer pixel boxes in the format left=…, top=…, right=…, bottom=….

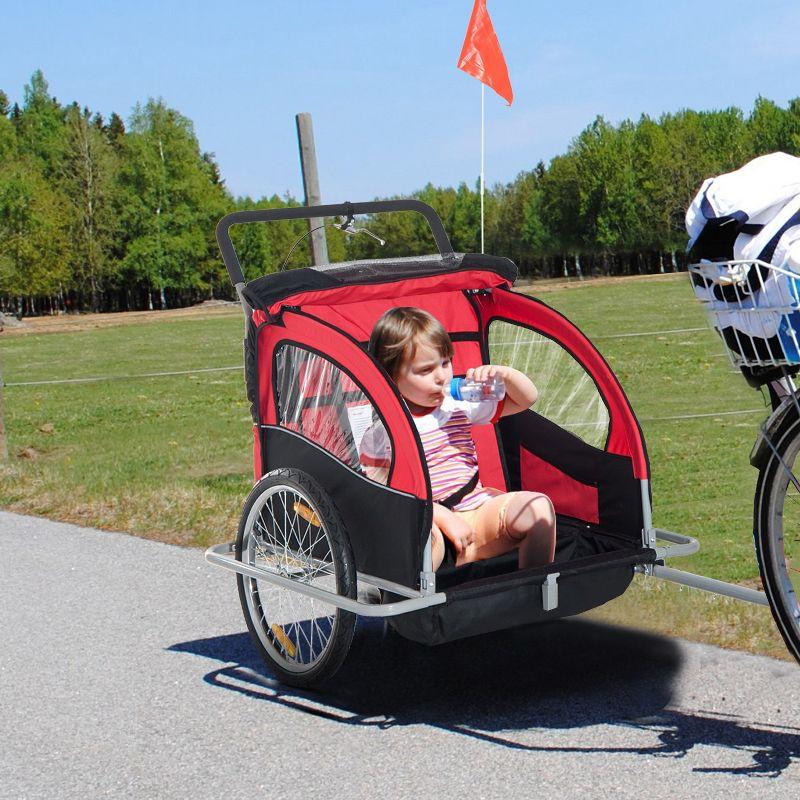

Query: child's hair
left=369, top=307, right=453, bottom=379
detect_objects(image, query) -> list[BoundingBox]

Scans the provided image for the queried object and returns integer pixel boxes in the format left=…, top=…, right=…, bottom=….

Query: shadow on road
left=169, top=616, right=799, bottom=777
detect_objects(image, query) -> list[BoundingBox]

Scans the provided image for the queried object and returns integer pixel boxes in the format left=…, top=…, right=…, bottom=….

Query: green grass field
left=1, top=274, right=789, bottom=659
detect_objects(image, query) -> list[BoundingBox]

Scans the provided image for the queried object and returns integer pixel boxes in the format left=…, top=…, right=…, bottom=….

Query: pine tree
left=17, top=70, right=65, bottom=178
left=106, top=112, right=125, bottom=149
left=201, top=151, right=222, bottom=185
left=0, top=114, right=15, bottom=162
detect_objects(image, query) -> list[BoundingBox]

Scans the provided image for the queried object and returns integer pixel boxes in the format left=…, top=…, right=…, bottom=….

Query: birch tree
left=118, top=99, right=225, bottom=308
left=62, top=105, right=117, bottom=311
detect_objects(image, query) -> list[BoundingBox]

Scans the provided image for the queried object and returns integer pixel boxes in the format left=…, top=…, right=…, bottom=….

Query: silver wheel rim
left=241, top=483, right=340, bottom=674
left=766, top=435, right=800, bottom=639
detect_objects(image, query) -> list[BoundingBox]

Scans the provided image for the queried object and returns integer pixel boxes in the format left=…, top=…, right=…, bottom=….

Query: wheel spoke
left=296, top=617, right=315, bottom=659
left=312, top=612, right=332, bottom=653
left=280, top=491, right=290, bottom=573
left=262, top=498, right=282, bottom=551
left=308, top=524, right=330, bottom=560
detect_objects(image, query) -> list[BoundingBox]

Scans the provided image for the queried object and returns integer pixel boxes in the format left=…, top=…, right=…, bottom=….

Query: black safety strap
left=439, top=471, right=479, bottom=510
left=739, top=223, right=765, bottom=236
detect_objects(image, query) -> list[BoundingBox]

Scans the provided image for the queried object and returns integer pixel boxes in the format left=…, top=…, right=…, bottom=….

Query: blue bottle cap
left=450, top=377, right=462, bottom=400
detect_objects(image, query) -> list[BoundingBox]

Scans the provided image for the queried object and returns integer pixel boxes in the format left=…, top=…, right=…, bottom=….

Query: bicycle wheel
left=754, top=417, right=800, bottom=664
left=235, top=468, right=356, bottom=687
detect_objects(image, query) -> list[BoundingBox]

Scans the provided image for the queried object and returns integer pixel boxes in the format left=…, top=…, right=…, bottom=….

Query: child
left=360, top=306, right=556, bottom=572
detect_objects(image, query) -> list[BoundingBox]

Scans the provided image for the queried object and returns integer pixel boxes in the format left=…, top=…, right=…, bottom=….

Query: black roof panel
left=242, top=252, right=518, bottom=311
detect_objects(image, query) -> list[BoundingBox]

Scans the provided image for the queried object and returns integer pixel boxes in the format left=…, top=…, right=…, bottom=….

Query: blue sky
left=3, top=1, right=800, bottom=202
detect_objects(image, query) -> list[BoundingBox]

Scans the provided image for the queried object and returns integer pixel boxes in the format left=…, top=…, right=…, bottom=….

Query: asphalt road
left=2, top=511, right=799, bottom=799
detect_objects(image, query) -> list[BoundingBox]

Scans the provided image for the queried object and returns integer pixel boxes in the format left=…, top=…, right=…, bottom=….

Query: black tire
left=754, top=416, right=800, bottom=665
left=235, top=468, right=357, bottom=687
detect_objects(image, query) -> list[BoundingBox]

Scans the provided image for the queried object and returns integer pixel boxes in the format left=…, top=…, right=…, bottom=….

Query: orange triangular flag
left=457, top=0, right=513, bottom=105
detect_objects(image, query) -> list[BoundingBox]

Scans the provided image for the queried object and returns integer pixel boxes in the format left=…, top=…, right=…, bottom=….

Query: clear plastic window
left=488, top=320, right=610, bottom=449
left=275, top=344, right=391, bottom=484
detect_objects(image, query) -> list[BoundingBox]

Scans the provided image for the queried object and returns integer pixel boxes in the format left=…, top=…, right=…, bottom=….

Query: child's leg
left=456, top=491, right=555, bottom=569
left=501, top=492, right=556, bottom=568
left=430, top=522, right=446, bottom=570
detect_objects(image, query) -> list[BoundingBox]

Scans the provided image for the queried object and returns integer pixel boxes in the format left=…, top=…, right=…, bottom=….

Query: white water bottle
left=450, top=375, right=506, bottom=403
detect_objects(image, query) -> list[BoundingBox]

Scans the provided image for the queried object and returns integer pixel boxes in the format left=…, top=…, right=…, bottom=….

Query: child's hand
left=440, top=513, right=475, bottom=555
left=466, top=364, right=508, bottom=383
left=432, top=502, right=475, bottom=555
left=466, top=364, right=538, bottom=415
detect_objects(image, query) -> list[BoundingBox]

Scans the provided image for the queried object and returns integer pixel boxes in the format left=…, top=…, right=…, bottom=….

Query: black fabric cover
left=434, top=519, right=635, bottom=590
left=244, top=268, right=338, bottom=312
left=261, top=425, right=428, bottom=588
left=688, top=214, right=744, bottom=264
left=244, top=317, right=261, bottom=423
left=498, top=409, right=644, bottom=541
left=241, top=253, right=518, bottom=312
left=388, top=539, right=654, bottom=645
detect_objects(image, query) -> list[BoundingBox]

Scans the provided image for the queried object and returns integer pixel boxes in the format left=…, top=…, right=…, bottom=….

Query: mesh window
left=275, top=345, right=391, bottom=484
left=488, top=321, right=610, bottom=449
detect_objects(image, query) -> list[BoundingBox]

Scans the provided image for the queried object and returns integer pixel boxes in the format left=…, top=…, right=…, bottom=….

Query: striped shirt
left=359, top=394, right=505, bottom=510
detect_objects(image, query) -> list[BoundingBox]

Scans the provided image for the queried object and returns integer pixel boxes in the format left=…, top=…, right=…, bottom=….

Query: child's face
left=394, top=340, right=453, bottom=410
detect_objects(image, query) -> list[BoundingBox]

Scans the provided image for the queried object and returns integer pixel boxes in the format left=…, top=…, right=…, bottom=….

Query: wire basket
left=689, top=259, right=800, bottom=368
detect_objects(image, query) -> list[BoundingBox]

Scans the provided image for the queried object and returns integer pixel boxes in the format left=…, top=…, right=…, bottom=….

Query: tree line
left=2, top=70, right=800, bottom=315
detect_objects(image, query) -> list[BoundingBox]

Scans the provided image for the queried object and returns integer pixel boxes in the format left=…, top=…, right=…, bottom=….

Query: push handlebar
left=216, top=199, right=455, bottom=288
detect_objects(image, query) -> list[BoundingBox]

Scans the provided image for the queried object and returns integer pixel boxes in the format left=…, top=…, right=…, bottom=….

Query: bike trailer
left=208, top=201, right=655, bottom=656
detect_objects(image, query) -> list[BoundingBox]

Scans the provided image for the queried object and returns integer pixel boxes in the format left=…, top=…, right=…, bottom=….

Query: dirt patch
left=3, top=299, right=240, bottom=336
left=515, top=272, right=685, bottom=293
left=3, top=273, right=686, bottom=336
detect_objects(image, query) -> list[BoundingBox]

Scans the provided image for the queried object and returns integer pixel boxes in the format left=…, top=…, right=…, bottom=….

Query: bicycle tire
left=235, top=468, right=357, bottom=687
left=754, top=415, right=800, bottom=664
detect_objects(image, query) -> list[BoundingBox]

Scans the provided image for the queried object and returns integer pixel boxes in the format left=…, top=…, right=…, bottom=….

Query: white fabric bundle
left=733, top=192, right=800, bottom=267
left=687, top=153, right=800, bottom=351
left=686, top=152, right=800, bottom=251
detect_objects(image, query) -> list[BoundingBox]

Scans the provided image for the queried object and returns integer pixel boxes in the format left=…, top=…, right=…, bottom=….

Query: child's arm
left=465, top=364, right=538, bottom=417
left=432, top=502, right=474, bottom=556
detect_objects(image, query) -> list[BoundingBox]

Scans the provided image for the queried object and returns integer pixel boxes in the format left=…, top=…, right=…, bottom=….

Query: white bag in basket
left=686, top=152, right=800, bottom=251
left=709, top=194, right=800, bottom=339
left=687, top=154, right=800, bottom=364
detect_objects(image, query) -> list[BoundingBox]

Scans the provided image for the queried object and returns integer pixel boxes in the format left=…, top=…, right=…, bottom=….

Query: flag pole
left=480, top=82, right=485, bottom=254
left=458, top=0, right=512, bottom=254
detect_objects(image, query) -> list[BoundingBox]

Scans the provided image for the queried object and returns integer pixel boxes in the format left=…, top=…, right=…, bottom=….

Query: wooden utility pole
left=0, top=316, right=7, bottom=463
left=0, top=385, right=7, bottom=463
left=295, top=113, right=329, bottom=266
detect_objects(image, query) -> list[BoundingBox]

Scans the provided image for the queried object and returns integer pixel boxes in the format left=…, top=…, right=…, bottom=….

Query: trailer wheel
left=235, top=469, right=356, bottom=687
left=754, top=417, right=800, bottom=665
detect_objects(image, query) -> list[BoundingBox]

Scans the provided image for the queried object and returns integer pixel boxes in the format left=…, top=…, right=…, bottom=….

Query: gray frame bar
left=639, top=564, right=769, bottom=606
left=638, top=527, right=768, bottom=606
left=205, top=542, right=447, bottom=617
